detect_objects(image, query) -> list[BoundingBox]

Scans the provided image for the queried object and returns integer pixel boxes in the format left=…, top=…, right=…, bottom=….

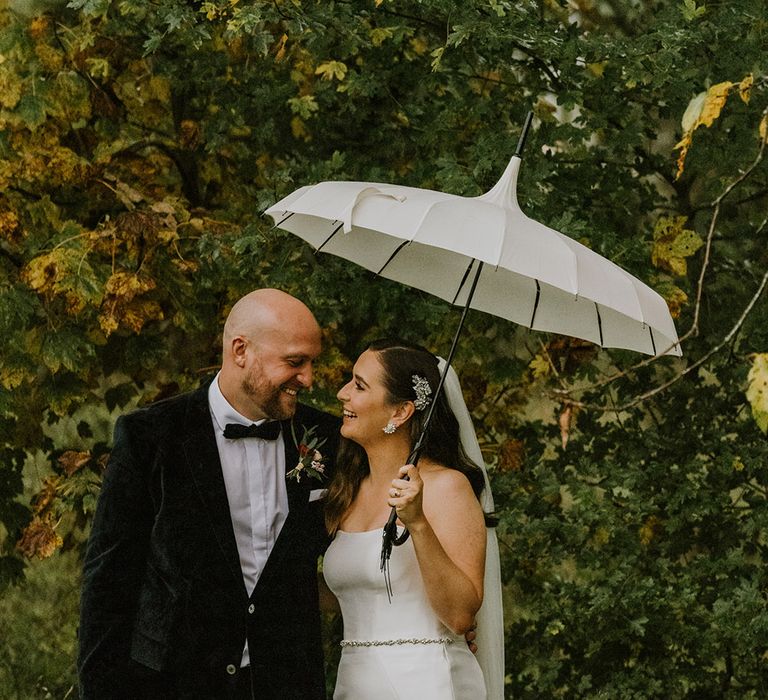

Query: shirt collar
left=208, top=371, right=271, bottom=434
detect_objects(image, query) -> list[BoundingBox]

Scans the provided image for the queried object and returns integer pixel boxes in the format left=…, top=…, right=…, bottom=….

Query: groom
left=78, top=289, right=341, bottom=699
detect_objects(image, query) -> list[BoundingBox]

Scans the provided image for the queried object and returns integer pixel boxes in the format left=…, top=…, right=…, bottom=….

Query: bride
left=322, top=339, right=504, bottom=699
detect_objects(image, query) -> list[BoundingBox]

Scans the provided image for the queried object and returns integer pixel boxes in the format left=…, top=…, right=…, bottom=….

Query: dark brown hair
left=324, top=338, right=485, bottom=535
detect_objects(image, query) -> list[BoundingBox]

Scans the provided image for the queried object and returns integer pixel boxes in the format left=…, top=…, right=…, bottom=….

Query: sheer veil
left=438, top=358, right=505, bottom=700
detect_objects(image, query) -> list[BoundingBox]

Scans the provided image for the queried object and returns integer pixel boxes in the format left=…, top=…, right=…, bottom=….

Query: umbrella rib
left=376, top=240, right=410, bottom=276
left=649, top=326, right=657, bottom=356
left=315, top=222, right=344, bottom=255
left=529, top=281, right=541, bottom=328
left=270, top=212, right=294, bottom=230
left=595, top=303, right=604, bottom=347
left=451, top=258, right=478, bottom=305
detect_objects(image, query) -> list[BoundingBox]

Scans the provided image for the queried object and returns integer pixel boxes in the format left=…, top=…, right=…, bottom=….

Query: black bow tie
left=223, top=422, right=282, bottom=440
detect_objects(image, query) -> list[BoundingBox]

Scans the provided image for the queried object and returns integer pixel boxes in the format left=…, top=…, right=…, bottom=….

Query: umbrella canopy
left=266, top=155, right=681, bottom=357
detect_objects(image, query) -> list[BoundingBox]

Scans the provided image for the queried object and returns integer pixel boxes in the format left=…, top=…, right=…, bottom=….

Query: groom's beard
left=242, top=373, right=296, bottom=421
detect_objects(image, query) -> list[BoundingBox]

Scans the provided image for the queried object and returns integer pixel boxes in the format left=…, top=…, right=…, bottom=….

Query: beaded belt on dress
left=340, top=637, right=454, bottom=647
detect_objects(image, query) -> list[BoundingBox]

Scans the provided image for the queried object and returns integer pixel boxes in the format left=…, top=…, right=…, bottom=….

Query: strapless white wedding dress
left=324, top=529, right=486, bottom=700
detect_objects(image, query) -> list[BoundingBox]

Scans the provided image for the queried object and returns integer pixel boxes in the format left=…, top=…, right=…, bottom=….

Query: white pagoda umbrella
left=265, top=139, right=681, bottom=359
left=265, top=116, right=681, bottom=567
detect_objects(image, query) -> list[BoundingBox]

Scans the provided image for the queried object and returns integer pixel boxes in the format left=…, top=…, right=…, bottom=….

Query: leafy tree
left=1, top=0, right=768, bottom=696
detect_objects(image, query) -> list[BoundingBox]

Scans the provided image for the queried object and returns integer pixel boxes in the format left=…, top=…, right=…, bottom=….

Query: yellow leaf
left=430, top=46, right=444, bottom=71
left=760, top=114, right=768, bottom=144
left=409, top=37, right=428, bottom=56
left=99, top=272, right=160, bottom=336
left=370, top=27, right=393, bottom=47
left=662, top=285, right=689, bottom=319
left=23, top=249, right=72, bottom=295
left=35, top=43, right=64, bottom=72
left=0, top=66, right=23, bottom=110
left=122, top=299, right=164, bottom=334
left=675, top=82, right=733, bottom=179
left=315, top=61, right=347, bottom=81
left=586, top=61, right=607, bottom=77
left=529, top=353, right=551, bottom=380
left=85, top=57, right=110, bottom=80
left=746, top=354, right=768, bottom=433
left=698, top=81, right=732, bottom=128
left=201, top=1, right=219, bottom=20
left=639, top=515, right=663, bottom=546
left=673, top=133, right=692, bottom=180
left=0, top=210, right=20, bottom=243
left=31, top=476, right=60, bottom=515
left=0, top=366, right=26, bottom=390
left=651, top=215, right=703, bottom=276
left=274, top=33, right=288, bottom=62
left=738, top=74, right=753, bottom=103
left=291, top=115, right=311, bottom=141
left=591, top=527, right=610, bottom=548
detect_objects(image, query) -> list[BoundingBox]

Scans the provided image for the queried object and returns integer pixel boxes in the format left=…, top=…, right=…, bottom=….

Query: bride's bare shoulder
left=419, top=460, right=475, bottom=495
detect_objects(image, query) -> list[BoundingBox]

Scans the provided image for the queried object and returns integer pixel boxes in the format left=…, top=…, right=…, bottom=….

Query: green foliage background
left=1, top=0, right=768, bottom=697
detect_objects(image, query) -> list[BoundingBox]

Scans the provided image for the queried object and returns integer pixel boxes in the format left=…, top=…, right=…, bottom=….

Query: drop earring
left=383, top=421, right=397, bottom=434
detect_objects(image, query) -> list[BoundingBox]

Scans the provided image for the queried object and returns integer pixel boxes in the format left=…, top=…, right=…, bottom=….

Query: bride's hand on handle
left=387, top=465, right=427, bottom=530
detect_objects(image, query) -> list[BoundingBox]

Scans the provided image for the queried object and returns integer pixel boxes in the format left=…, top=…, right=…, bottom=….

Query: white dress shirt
left=208, top=372, right=289, bottom=666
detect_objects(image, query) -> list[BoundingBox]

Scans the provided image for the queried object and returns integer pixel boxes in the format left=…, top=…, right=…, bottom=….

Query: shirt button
left=248, top=603, right=255, bottom=614
left=226, top=664, right=237, bottom=675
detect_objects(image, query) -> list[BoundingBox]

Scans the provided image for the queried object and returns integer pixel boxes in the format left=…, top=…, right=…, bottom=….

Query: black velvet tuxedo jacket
left=78, top=383, right=340, bottom=699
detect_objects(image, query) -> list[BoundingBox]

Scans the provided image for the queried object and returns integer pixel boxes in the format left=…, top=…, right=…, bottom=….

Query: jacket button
left=248, top=603, right=255, bottom=614
left=226, top=664, right=237, bottom=675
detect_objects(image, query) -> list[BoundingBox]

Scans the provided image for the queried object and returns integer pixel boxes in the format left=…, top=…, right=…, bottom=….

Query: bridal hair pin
left=411, top=375, right=432, bottom=411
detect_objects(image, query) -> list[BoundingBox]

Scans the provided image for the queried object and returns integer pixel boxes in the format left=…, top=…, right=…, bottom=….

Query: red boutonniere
left=286, top=424, right=327, bottom=483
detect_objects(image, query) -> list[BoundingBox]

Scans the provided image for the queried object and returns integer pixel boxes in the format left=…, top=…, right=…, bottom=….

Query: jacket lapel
left=182, top=386, right=245, bottom=593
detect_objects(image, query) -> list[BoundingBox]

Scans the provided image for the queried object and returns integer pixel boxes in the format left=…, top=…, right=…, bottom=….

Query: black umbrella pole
left=381, top=261, right=485, bottom=564
left=514, top=111, right=534, bottom=159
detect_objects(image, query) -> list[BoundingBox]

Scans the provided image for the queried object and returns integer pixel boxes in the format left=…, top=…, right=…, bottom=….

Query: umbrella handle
left=379, top=445, right=419, bottom=572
